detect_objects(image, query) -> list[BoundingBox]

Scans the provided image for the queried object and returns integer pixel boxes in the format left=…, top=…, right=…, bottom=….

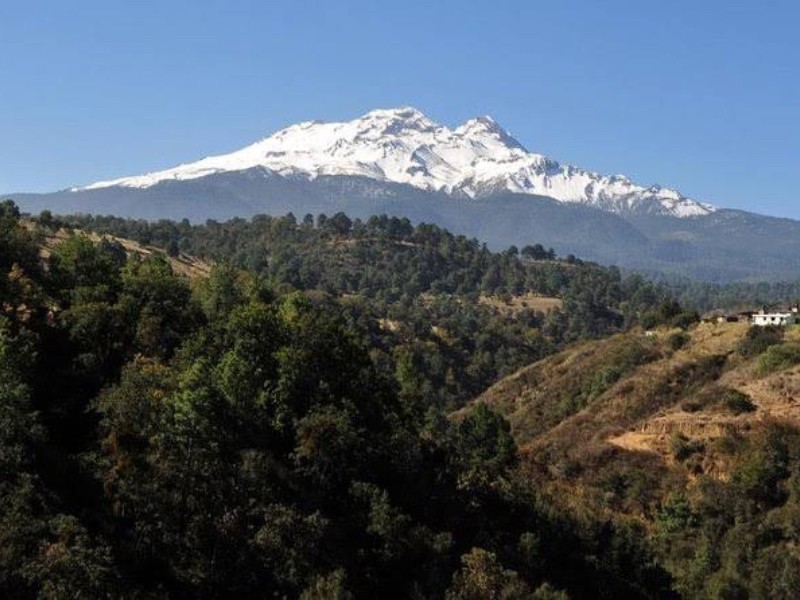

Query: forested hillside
left=54, top=211, right=693, bottom=411
left=664, top=276, right=800, bottom=314
left=54, top=210, right=800, bottom=316
left=0, top=200, right=684, bottom=598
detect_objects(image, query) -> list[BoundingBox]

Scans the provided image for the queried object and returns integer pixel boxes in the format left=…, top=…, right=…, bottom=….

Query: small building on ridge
left=752, top=306, right=800, bottom=327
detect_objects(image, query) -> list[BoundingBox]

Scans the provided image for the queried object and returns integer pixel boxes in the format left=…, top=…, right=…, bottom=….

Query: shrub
left=755, top=342, right=800, bottom=376
left=737, top=325, right=783, bottom=358
left=445, top=548, right=531, bottom=599
left=680, top=400, right=702, bottom=413
left=585, top=365, right=626, bottom=399
left=722, top=389, right=756, bottom=415
left=668, top=331, right=690, bottom=351
left=656, top=493, right=697, bottom=533
left=670, top=432, right=705, bottom=462
left=715, top=431, right=746, bottom=455
left=533, top=583, right=570, bottom=599
left=670, top=311, right=700, bottom=330
left=681, top=385, right=724, bottom=413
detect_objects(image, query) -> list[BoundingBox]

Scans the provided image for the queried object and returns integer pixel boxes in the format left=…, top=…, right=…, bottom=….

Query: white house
left=752, top=307, right=800, bottom=327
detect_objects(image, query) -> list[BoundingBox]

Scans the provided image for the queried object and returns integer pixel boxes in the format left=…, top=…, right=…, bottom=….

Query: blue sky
left=1, top=0, right=798, bottom=217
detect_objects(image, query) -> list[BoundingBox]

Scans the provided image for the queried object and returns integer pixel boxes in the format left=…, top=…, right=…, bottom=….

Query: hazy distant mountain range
left=8, top=107, right=800, bottom=282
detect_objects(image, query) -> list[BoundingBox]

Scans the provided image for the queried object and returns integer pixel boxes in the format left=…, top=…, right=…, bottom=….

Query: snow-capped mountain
left=77, top=107, right=714, bottom=218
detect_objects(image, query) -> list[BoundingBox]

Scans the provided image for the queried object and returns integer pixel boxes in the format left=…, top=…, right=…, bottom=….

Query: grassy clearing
left=479, top=292, right=563, bottom=315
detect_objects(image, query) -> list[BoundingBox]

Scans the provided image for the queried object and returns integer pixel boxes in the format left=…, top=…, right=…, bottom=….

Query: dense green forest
left=664, top=277, right=800, bottom=314
left=656, top=420, right=800, bottom=598
left=0, top=201, right=690, bottom=598
left=53, top=211, right=693, bottom=411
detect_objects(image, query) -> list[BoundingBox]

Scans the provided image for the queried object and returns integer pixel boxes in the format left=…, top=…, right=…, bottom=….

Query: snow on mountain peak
left=78, top=107, right=715, bottom=218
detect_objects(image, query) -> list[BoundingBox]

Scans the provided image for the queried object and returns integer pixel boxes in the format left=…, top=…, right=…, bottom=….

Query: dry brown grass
left=604, top=324, right=800, bottom=465
left=467, top=331, right=665, bottom=444
left=30, top=222, right=213, bottom=280
left=478, top=293, right=562, bottom=315
left=466, top=321, right=800, bottom=515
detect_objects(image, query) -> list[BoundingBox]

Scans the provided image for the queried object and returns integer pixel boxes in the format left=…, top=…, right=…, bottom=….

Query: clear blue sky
left=2, top=0, right=798, bottom=217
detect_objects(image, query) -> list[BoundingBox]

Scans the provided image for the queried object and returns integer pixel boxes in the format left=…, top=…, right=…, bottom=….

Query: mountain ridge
left=10, top=168, right=800, bottom=283
left=72, top=106, right=714, bottom=218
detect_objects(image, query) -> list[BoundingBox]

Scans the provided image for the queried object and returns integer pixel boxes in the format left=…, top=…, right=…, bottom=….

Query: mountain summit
left=77, top=107, right=714, bottom=218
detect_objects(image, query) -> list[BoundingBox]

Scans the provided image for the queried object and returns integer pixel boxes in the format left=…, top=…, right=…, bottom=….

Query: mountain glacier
left=77, top=107, right=714, bottom=218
